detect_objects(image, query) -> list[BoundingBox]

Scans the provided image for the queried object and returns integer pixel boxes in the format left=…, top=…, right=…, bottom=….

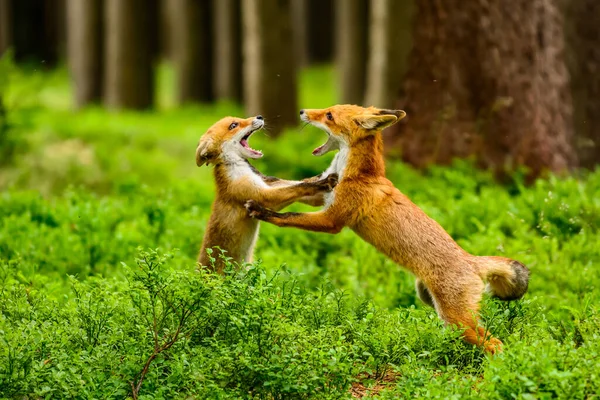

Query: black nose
left=299, top=110, right=305, bottom=115
left=256, top=115, right=263, bottom=120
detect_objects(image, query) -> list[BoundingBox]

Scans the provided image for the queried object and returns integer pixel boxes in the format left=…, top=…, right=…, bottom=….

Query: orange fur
left=196, top=115, right=337, bottom=273
left=246, top=105, right=529, bottom=354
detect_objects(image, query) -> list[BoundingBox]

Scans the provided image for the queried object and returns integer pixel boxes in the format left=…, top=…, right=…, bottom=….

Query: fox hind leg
left=429, top=277, right=502, bottom=354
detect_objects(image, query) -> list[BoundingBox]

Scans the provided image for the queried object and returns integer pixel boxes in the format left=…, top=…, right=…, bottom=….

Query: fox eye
left=326, top=112, right=334, bottom=121
left=228, top=122, right=239, bottom=130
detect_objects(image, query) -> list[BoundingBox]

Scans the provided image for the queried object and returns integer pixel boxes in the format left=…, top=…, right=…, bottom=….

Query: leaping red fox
left=245, top=105, right=529, bottom=354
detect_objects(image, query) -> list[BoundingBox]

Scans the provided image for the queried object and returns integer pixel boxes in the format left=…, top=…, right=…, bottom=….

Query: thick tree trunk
left=563, top=0, right=600, bottom=167
left=365, top=0, right=414, bottom=108
left=388, top=0, right=576, bottom=178
left=169, top=0, right=213, bottom=104
left=242, top=0, right=297, bottom=134
left=0, top=0, right=12, bottom=56
left=104, top=0, right=155, bottom=110
left=336, top=0, right=369, bottom=105
left=214, top=0, right=242, bottom=102
left=66, top=0, right=103, bottom=108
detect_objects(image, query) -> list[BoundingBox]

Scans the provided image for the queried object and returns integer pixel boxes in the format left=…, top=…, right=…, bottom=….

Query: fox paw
left=245, top=200, right=266, bottom=219
left=484, top=338, right=503, bottom=355
left=317, top=173, right=339, bottom=191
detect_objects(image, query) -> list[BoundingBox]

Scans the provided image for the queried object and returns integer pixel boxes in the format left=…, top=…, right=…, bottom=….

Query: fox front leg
left=253, top=174, right=338, bottom=210
left=245, top=201, right=343, bottom=234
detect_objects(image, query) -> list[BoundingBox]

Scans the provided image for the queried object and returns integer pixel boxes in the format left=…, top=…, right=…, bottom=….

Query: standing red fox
left=196, top=115, right=337, bottom=273
left=245, top=105, right=529, bottom=354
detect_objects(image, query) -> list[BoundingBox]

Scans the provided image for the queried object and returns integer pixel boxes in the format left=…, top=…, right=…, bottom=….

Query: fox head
left=300, top=105, right=406, bottom=156
left=196, top=115, right=265, bottom=166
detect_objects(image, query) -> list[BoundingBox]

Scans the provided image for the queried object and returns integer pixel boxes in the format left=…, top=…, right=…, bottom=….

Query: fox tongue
left=241, top=138, right=262, bottom=156
left=312, top=145, right=325, bottom=155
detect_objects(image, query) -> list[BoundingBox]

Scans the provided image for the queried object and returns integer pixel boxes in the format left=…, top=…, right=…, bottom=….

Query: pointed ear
left=195, top=136, right=217, bottom=166
left=378, top=109, right=407, bottom=120
left=353, top=114, right=400, bottom=131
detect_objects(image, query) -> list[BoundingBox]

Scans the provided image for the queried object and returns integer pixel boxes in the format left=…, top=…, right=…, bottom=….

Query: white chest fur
left=222, top=153, right=268, bottom=188
left=323, top=144, right=350, bottom=180
left=322, top=144, right=349, bottom=209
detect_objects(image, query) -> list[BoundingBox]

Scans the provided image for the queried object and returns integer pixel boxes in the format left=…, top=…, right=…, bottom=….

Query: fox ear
left=378, top=109, right=407, bottom=120
left=195, top=137, right=217, bottom=166
left=353, top=114, right=400, bottom=131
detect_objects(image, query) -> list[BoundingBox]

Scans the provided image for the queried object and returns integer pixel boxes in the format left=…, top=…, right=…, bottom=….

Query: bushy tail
left=477, top=256, right=530, bottom=301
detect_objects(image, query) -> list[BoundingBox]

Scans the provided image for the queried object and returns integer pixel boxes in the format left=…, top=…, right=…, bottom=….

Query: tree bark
left=292, top=0, right=334, bottom=67
left=242, top=0, right=297, bottom=134
left=365, top=0, right=414, bottom=108
left=169, top=0, right=213, bottom=104
left=387, top=0, right=576, bottom=179
left=0, top=0, right=12, bottom=56
left=104, top=0, right=155, bottom=110
left=66, top=0, right=103, bottom=107
left=214, top=0, right=242, bottom=102
left=336, top=0, right=369, bottom=105
left=2, top=0, right=62, bottom=65
left=563, top=0, right=600, bottom=167
left=291, top=0, right=309, bottom=67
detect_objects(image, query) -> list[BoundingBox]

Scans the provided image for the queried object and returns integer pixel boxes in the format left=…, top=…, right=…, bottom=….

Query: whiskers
left=299, top=122, right=310, bottom=132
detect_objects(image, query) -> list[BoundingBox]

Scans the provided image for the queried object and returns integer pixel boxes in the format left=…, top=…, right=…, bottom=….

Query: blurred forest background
left=1, top=0, right=598, bottom=179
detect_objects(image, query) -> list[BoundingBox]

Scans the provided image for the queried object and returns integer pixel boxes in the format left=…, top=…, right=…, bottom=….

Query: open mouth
left=240, top=129, right=263, bottom=157
left=313, top=141, right=326, bottom=155
left=312, top=132, right=336, bottom=156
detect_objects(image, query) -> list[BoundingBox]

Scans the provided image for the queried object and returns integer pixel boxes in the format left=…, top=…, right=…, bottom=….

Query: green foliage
left=0, top=64, right=599, bottom=398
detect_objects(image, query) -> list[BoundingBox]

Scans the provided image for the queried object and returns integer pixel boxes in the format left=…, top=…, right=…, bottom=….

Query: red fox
left=245, top=105, right=529, bottom=354
left=196, top=115, right=338, bottom=273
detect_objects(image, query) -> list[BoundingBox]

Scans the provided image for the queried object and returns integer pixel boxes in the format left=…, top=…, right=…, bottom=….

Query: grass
left=1, top=56, right=599, bottom=399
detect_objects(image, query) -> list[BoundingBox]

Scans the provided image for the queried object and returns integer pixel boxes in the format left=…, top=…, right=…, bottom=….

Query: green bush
left=0, top=64, right=599, bottom=398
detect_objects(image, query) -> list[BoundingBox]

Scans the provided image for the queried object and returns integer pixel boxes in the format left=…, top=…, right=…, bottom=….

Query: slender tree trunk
left=0, top=0, right=12, bottom=56
left=158, top=0, right=173, bottom=59
left=242, top=0, right=297, bottom=133
left=365, top=0, right=414, bottom=108
left=169, top=0, right=213, bottom=104
left=214, top=0, right=242, bottom=102
left=3, top=0, right=61, bottom=65
left=336, top=0, right=369, bottom=105
left=291, top=0, right=308, bottom=67
left=45, top=0, right=66, bottom=62
left=388, top=0, right=576, bottom=179
left=104, top=0, right=155, bottom=110
left=66, top=0, right=103, bottom=107
left=307, top=0, right=333, bottom=64
left=563, top=0, right=600, bottom=167
left=292, top=0, right=334, bottom=67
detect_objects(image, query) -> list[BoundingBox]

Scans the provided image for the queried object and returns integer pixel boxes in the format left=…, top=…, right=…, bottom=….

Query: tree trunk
left=563, top=0, right=600, bottom=168
left=66, top=0, right=103, bottom=107
left=291, top=0, right=308, bottom=67
left=45, top=0, right=66, bottom=62
left=104, top=0, right=155, bottom=110
left=214, top=0, right=242, bottom=102
left=2, top=0, right=62, bottom=65
left=242, top=0, right=297, bottom=134
left=387, top=0, right=576, bottom=179
left=365, top=0, right=414, bottom=108
left=0, top=0, right=12, bottom=56
left=336, top=0, right=369, bottom=105
left=307, top=0, right=334, bottom=64
left=169, top=0, right=213, bottom=104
